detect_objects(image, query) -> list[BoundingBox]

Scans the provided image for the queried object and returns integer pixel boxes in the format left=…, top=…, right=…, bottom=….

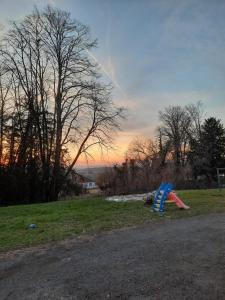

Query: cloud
left=116, top=89, right=225, bottom=140
left=87, top=49, right=127, bottom=100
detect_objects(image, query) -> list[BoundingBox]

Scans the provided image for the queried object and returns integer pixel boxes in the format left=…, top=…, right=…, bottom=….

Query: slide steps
left=152, top=183, right=173, bottom=214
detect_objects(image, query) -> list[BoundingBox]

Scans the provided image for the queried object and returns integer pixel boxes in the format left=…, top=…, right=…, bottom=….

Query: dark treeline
left=0, top=6, right=123, bottom=205
left=97, top=102, right=225, bottom=194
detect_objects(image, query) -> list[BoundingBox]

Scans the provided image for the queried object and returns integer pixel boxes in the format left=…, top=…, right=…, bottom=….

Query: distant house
left=69, top=170, right=100, bottom=194
left=82, top=181, right=98, bottom=190
left=81, top=180, right=100, bottom=194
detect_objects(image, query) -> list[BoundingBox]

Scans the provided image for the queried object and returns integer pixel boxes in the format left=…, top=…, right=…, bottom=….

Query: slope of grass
left=0, top=189, right=225, bottom=252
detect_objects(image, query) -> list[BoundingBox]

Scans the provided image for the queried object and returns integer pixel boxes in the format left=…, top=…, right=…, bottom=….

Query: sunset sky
left=1, top=0, right=225, bottom=167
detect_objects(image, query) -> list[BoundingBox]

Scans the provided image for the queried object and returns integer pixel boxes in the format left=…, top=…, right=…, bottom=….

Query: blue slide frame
left=152, top=183, right=173, bottom=214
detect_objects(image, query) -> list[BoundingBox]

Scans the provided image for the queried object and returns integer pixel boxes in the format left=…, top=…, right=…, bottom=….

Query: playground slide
left=168, top=192, right=190, bottom=209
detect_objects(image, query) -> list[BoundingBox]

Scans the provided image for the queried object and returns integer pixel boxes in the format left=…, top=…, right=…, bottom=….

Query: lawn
left=0, top=189, right=225, bottom=252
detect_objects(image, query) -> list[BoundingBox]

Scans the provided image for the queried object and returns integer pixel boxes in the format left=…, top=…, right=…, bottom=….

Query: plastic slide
left=168, top=192, right=190, bottom=209
left=152, top=183, right=173, bottom=213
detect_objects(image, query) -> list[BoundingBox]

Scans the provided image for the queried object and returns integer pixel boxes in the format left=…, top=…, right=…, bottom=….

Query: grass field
left=0, top=189, right=225, bottom=252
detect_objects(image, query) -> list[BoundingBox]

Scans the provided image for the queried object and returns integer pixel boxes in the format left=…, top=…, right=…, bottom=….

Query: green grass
left=0, top=189, right=225, bottom=252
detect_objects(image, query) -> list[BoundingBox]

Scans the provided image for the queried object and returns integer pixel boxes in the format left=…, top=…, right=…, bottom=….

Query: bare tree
left=39, top=7, right=123, bottom=199
left=185, top=100, right=204, bottom=140
left=125, top=137, right=160, bottom=190
left=0, top=6, right=124, bottom=203
left=126, top=137, right=159, bottom=172
left=156, top=126, right=171, bottom=166
left=159, top=105, right=192, bottom=166
left=0, top=66, right=10, bottom=164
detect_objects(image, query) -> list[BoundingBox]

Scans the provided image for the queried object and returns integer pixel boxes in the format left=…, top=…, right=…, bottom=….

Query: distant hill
left=76, top=166, right=112, bottom=181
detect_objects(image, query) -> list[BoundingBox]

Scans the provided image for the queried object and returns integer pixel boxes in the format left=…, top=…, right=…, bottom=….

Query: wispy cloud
left=90, top=1, right=128, bottom=100
left=86, top=49, right=127, bottom=99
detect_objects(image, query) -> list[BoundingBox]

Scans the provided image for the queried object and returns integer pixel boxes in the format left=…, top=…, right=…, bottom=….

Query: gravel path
left=1, top=213, right=225, bottom=300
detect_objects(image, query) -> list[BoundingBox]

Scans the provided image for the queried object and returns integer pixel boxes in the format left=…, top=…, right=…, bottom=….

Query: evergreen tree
left=189, top=117, right=225, bottom=181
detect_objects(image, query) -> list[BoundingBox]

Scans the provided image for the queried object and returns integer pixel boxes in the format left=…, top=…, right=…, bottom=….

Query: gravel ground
left=0, top=213, right=225, bottom=300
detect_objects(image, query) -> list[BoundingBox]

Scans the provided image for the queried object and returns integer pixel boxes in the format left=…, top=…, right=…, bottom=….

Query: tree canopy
left=189, top=117, right=225, bottom=180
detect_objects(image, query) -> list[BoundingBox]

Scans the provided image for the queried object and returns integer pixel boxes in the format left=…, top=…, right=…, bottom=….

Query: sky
left=1, top=0, right=225, bottom=167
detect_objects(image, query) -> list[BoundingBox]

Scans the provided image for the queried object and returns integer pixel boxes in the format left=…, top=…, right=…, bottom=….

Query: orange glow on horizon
left=76, top=144, right=126, bottom=167
left=75, top=131, right=136, bottom=168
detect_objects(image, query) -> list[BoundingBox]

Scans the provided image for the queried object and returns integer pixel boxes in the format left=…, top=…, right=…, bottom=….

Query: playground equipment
left=168, top=191, right=190, bottom=210
left=152, top=183, right=190, bottom=214
left=152, top=183, right=173, bottom=213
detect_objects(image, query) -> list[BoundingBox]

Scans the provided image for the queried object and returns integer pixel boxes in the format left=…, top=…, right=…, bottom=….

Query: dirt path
left=1, top=213, right=225, bottom=300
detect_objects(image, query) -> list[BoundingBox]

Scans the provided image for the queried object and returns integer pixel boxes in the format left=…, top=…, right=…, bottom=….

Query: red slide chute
left=168, top=192, right=190, bottom=209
